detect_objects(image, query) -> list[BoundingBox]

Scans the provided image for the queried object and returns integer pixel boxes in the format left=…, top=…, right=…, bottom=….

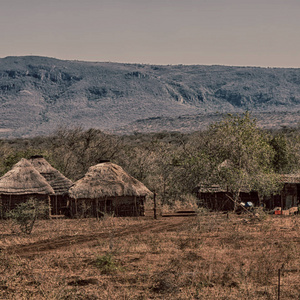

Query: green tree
left=200, top=112, right=282, bottom=208
left=275, top=125, right=300, bottom=173
left=0, top=144, right=46, bottom=176
left=269, top=134, right=290, bottom=173
left=117, top=139, right=183, bottom=205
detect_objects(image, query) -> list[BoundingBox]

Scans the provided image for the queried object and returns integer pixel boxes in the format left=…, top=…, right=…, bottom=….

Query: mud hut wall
left=112, top=196, right=145, bottom=217
left=0, top=193, right=50, bottom=218
left=69, top=198, right=94, bottom=218
left=198, top=190, right=260, bottom=211
left=239, top=192, right=260, bottom=206
left=198, top=192, right=234, bottom=211
left=69, top=196, right=145, bottom=218
left=49, top=194, right=69, bottom=215
left=263, top=183, right=300, bottom=210
left=282, top=183, right=298, bottom=208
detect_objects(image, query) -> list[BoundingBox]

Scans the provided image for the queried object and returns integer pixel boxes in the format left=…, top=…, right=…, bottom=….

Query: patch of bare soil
left=5, top=216, right=194, bottom=257
left=1, top=213, right=299, bottom=299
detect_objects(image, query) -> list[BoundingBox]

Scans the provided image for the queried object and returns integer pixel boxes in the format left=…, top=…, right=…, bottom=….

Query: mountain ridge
left=0, top=56, right=300, bottom=138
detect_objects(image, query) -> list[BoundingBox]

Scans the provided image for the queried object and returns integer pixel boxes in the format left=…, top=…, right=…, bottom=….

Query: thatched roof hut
left=0, top=158, right=54, bottom=195
left=280, top=174, right=300, bottom=209
left=0, top=158, right=54, bottom=218
left=196, top=182, right=259, bottom=211
left=29, top=155, right=73, bottom=195
left=69, top=162, right=152, bottom=199
left=264, top=174, right=300, bottom=210
left=68, top=162, right=152, bottom=217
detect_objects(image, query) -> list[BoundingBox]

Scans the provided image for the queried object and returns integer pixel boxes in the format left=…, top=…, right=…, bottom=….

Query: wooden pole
left=96, top=199, right=99, bottom=219
left=48, top=195, right=51, bottom=218
left=281, top=191, right=284, bottom=216
left=75, top=198, right=78, bottom=217
left=153, top=191, right=157, bottom=220
left=134, top=196, right=137, bottom=216
left=214, top=193, right=217, bottom=210
left=56, top=195, right=58, bottom=215
left=0, top=194, right=2, bottom=219
left=69, top=198, right=72, bottom=217
left=278, top=268, right=281, bottom=300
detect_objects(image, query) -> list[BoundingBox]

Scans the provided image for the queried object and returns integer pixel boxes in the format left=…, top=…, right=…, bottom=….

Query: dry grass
left=0, top=212, right=299, bottom=299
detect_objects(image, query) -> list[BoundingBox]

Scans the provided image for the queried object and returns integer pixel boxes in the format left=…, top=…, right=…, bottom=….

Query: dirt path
left=5, top=216, right=196, bottom=258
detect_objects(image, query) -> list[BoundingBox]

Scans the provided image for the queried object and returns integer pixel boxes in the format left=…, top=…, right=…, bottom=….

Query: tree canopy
left=0, top=113, right=299, bottom=207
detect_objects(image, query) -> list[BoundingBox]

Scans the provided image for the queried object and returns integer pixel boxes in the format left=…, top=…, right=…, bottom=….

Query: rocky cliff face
left=0, top=56, right=300, bottom=137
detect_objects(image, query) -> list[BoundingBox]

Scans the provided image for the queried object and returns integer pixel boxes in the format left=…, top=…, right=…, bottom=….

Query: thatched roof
left=198, top=184, right=227, bottom=193
left=281, top=174, right=300, bottom=184
left=198, top=183, right=253, bottom=194
left=0, top=158, right=54, bottom=195
left=69, top=162, right=152, bottom=199
left=29, top=156, right=73, bottom=195
left=218, top=159, right=235, bottom=170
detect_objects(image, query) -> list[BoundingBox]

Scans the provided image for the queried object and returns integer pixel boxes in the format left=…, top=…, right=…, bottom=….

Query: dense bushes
left=0, top=114, right=299, bottom=206
left=6, top=198, right=49, bottom=234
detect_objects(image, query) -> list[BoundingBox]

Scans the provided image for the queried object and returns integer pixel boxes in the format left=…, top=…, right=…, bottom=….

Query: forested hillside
left=0, top=56, right=300, bottom=138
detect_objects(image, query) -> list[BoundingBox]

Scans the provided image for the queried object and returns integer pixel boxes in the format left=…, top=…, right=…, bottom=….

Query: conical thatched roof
left=29, top=156, right=73, bottom=195
left=0, top=158, right=54, bottom=195
left=69, top=162, right=152, bottom=199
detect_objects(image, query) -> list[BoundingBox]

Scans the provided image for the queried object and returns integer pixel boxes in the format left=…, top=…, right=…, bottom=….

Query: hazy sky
left=1, top=0, right=300, bottom=67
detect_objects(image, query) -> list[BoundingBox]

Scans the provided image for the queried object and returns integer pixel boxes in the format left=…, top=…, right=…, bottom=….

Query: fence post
left=153, top=191, right=157, bottom=220
left=278, top=268, right=281, bottom=300
left=278, top=263, right=284, bottom=300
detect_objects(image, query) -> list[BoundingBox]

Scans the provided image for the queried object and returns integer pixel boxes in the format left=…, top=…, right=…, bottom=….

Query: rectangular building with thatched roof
left=0, top=158, right=54, bottom=218
left=68, top=162, right=152, bottom=218
left=197, top=174, right=300, bottom=212
left=196, top=184, right=259, bottom=211
left=264, top=174, right=300, bottom=210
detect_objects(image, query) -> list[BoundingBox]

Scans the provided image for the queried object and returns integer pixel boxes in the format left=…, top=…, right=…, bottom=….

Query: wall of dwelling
left=0, top=194, right=51, bottom=219
left=264, top=183, right=300, bottom=210
left=197, top=191, right=259, bottom=211
left=197, top=192, right=234, bottom=211
left=50, top=195, right=69, bottom=215
left=283, top=183, right=299, bottom=208
left=68, top=196, right=145, bottom=218
left=282, top=183, right=298, bottom=209
left=239, top=192, right=260, bottom=205
left=264, top=194, right=281, bottom=210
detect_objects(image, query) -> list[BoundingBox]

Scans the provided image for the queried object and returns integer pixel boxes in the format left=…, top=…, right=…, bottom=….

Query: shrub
left=6, top=198, right=49, bottom=234
left=94, top=253, right=122, bottom=274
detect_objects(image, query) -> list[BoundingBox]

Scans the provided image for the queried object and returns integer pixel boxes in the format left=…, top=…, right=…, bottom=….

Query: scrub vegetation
left=0, top=113, right=299, bottom=206
left=0, top=113, right=299, bottom=298
left=0, top=212, right=299, bottom=299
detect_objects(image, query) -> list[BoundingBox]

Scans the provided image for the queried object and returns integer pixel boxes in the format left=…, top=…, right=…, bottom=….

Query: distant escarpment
left=0, top=56, right=299, bottom=137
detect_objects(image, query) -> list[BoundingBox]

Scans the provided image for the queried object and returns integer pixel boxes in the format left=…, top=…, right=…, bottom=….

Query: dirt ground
left=4, top=215, right=189, bottom=258
left=0, top=211, right=299, bottom=299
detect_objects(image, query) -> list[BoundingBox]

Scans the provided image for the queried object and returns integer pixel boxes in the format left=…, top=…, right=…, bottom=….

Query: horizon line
left=1, top=55, right=300, bottom=70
